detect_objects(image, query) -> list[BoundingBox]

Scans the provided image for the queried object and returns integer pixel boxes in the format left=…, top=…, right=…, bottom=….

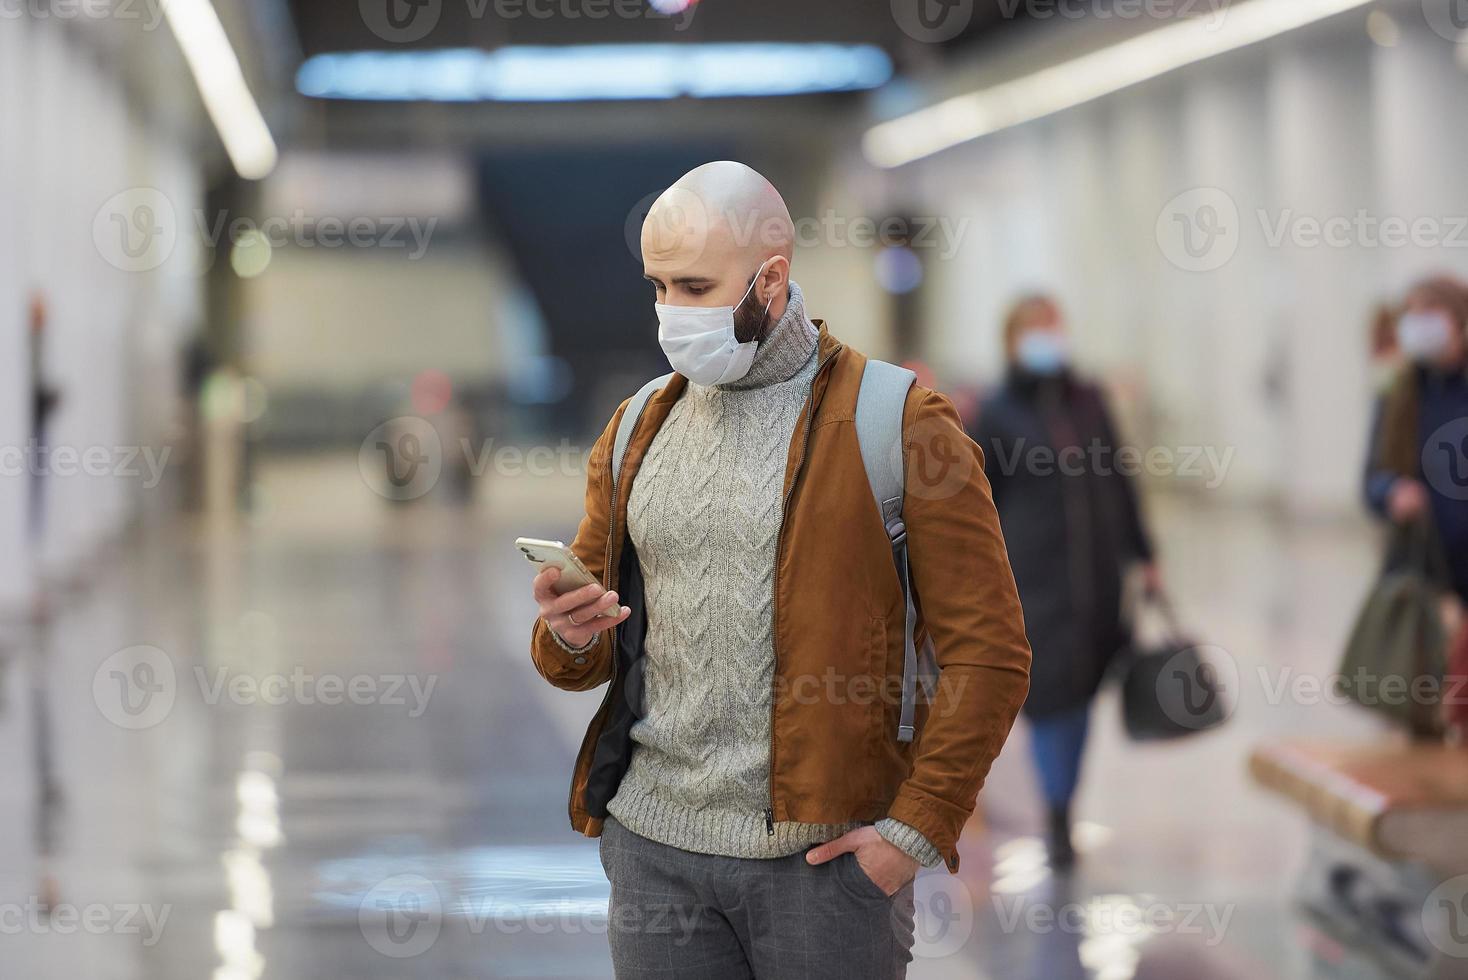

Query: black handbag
left=1119, top=593, right=1230, bottom=741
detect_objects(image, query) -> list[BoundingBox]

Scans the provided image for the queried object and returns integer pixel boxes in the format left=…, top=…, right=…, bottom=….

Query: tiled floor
left=0, top=455, right=1406, bottom=978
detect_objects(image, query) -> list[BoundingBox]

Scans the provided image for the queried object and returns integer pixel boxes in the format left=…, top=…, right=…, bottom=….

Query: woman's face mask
left=1397, top=310, right=1455, bottom=362
left=1015, top=329, right=1071, bottom=376
left=655, top=258, right=776, bottom=386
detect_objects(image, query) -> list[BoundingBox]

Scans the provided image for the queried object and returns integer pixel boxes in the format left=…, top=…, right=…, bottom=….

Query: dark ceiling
left=284, top=0, right=1029, bottom=62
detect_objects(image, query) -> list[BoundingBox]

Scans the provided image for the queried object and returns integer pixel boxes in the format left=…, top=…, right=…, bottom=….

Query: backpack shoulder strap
left=855, top=359, right=934, bottom=745
left=611, top=372, right=674, bottom=489
left=855, top=358, right=916, bottom=529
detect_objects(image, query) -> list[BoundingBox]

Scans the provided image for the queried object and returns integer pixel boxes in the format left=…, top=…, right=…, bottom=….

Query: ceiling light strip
left=863, top=0, right=1375, bottom=168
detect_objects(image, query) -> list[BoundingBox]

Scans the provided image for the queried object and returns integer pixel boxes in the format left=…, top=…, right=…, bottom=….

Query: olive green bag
left=1336, top=521, right=1450, bottom=738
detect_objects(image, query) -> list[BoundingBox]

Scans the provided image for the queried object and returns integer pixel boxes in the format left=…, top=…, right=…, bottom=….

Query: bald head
left=641, top=161, right=794, bottom=330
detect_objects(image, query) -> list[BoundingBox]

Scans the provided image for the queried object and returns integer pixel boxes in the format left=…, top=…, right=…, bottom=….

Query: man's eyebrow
left=643, top=274, right=716, bottom=286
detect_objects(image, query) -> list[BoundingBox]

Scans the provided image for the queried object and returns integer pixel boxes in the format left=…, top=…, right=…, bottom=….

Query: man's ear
left=759, top=255, right=791, bottom=305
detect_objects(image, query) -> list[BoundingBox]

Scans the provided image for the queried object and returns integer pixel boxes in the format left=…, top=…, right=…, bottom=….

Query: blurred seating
left=1251, top=741, right=1468, bottom=979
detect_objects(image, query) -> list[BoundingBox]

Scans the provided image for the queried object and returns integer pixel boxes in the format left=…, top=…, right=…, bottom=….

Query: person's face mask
left=1015, top=329, right=1071, bottom=376
left=656, top=259, right=776, bottom=386
left=1397, top=310, right=1455, bottom=362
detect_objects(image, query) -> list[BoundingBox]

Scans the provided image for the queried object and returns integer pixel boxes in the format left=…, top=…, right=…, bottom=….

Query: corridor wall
left=0, top=15, right=204, bottom=613
left=859, top=9, right=1468, bottom=515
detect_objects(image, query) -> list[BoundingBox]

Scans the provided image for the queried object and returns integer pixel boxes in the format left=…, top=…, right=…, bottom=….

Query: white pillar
left=1372, top=10, right=1468, bottom=292
left=0, top=14, right=33, bottom=613
left=1268, top=29, right=1378, bottom=515
left=1179, top=59, right=1283, bottom=501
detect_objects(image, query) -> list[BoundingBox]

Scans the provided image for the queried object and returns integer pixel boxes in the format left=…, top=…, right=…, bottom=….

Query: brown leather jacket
left=530, top=325, right=1031, bottom=871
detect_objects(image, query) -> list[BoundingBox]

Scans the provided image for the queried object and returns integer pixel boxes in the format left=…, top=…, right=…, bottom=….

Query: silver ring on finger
left=567, top=612, right=581, bottom=627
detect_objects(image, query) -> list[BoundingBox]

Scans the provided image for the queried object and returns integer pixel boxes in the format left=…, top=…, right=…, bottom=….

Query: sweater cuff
left=549, top=623, right=598, bottom=655
left=875, top=817, right=943, bottom=868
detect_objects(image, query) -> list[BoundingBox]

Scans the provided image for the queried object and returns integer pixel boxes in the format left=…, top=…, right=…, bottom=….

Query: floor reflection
left=0, top=455, right=1403, bottom=979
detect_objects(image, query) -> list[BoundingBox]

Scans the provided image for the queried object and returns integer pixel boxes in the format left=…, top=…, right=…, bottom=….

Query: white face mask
left=1397, top=310, right=1454, bottom=362
left=655, top=259, right=776, bottom=386
left=1015, top=330, right=1071, bottom=376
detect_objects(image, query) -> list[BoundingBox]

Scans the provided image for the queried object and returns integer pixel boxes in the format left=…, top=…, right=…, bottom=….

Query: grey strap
left=611, top=372, right=674, bottom=489
left=855, top=360, right=914, bottom=529
left=855, top=359, right=933, bottom=744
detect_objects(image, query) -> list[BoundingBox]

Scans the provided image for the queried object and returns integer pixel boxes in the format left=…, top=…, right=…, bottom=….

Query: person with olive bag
left=1354, top=276, right=1468, bottom=737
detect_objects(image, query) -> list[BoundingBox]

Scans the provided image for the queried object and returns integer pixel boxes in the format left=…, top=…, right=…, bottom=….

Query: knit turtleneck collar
left=717, top=281, right=818, bottom=391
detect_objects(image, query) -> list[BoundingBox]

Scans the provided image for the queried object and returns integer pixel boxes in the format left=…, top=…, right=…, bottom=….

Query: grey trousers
left=599, top=816, right=916, bottom=979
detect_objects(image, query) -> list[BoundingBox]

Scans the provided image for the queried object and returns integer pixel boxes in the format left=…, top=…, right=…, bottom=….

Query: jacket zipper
left=766, top=344, right=841, bottom=834
left=567, top=392, right=659, bottom=825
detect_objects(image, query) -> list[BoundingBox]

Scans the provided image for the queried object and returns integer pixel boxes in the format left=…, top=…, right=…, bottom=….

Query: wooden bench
left=1251, top=741, right=1468, bottom=980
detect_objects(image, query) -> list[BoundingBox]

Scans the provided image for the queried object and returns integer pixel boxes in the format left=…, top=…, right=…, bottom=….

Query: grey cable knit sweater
left=601, top=282, right=941, bottom=867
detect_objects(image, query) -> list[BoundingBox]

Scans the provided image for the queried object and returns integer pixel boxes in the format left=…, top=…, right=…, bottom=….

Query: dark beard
left=732, top=280, right=771, bottom=344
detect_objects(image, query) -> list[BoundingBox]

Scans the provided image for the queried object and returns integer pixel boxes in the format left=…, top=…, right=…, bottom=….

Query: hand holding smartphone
left=517, top=538, right=630, bottom=648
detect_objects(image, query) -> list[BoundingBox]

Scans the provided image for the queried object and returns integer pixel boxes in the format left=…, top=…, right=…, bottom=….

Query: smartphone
left=515, top=537, right=617, bottom=616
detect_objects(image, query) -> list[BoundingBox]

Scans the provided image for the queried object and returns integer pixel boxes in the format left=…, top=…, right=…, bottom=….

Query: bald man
left=529, top=162, right=1030, bottom=978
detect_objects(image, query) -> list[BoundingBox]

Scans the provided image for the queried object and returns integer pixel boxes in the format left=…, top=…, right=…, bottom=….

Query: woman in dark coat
left=971, top=295, right=1159, bottom=868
